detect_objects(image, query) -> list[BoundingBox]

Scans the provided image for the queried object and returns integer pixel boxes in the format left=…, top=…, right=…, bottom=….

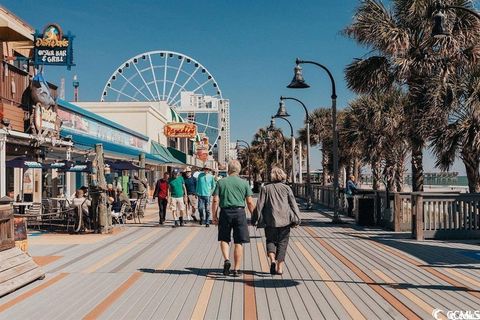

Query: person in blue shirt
left=183, top=167, right=198, bottom=222
left=345, top=175, right=358, bottom=217
left=196, top=166, right=216, bottom=226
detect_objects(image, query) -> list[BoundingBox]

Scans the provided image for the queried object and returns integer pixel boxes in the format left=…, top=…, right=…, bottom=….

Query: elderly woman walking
left=253, top=167, right=301, bottom=275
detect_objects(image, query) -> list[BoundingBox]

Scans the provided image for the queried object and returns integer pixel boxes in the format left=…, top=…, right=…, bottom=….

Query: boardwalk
left=1, top=202, right=479, bottom=320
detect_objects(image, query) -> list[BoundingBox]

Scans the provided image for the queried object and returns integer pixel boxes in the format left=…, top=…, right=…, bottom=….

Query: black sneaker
left=231, top=270, right=241, bottom=277
left=173, top=221, right=179, bottom=228
left=270, top=262, right=276, bottom=275
left=199, top=220, right=203, bottom=225
left=205, top=223, right=210, bottom=227
left=192, top=215, right=198, bottom=222
left=223, top=260, right=231, bottom=276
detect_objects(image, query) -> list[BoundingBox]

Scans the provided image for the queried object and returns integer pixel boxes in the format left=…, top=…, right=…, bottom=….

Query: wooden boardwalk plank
left=2, top=203, right=479, bottom=320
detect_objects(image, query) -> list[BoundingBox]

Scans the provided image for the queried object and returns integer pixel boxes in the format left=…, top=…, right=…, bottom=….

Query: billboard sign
left=164, top=122, right=197, bottom=138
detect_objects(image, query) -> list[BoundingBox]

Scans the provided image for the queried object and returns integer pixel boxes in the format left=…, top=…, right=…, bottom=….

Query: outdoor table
left=13, top=202, right=33, bottom=215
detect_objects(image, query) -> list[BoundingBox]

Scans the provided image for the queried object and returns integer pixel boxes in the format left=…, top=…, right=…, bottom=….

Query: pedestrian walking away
left=169, top=169, right=187, bottom=227
left=253, top=166, right=301, bottom=275
left=345, top=175, right=358, bottom=217
left=212, top=160, right=255, bottom=277
left=196, top=165, right=216, bottom=226
left=183, top=167, right=198, bottom=222
left=153, top=171, right=170, bottom=224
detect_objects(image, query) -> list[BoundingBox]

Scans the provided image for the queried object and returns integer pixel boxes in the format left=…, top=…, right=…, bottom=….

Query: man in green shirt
left=212, top=160, right=256, bottom=277
left=168, top=169, right=187, bottom=227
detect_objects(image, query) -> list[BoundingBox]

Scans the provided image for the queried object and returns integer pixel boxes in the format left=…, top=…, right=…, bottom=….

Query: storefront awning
left=61, top=130, right=167, bottom=166
left=106, top=160, right=141, bottom=171
left=150, top=141, right=184, bottom=165
left=6, top=157, right=43, bottom=169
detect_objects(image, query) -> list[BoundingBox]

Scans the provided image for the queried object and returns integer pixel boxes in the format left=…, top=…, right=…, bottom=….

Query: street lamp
left=279, top=96, right=312, bottom=209
left=273, top=111, right=296, bottom=184
left=432, top=3, right=480, bottom=38
left=236, top=139, right=251, bottom=184
left=267, top=118, right=287, bottom=172
left=287, top=58, right=341, bottom=223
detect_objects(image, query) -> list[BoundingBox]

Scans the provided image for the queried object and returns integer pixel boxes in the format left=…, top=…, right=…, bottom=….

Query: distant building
left=178, top=91, right=230, bottom=166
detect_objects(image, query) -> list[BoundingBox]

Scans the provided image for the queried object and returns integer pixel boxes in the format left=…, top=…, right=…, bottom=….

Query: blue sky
left=4, top=0, right=466, bottom=174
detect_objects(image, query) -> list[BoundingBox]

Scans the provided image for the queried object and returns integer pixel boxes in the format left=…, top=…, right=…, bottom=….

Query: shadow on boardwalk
left=137, top=267, right=301, bottom=288
left=300, top=201, right=480, bottom=268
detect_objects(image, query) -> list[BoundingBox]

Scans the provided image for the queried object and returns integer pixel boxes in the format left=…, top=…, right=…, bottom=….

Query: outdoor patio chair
left=132, top=195, right=148, bottom=224
left=111, top=203, right=127, bottom=225
left=24, top=203, right=43, bottom=230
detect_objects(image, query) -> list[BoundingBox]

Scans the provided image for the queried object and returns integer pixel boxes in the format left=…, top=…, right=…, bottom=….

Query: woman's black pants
left=265, top=226, right=291, bottom=262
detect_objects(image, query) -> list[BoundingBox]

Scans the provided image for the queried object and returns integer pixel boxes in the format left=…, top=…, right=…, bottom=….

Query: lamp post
left=273, top=109, right=296, bottom=184
left=432, top=3, right=480, bottom=38
left=268, top=118, right=287, bottom=171
left=236, top=139, right=251, bottom=184
left=279, top=96, right=312, bottom=209
left=287, top=58, right=341, bottom=223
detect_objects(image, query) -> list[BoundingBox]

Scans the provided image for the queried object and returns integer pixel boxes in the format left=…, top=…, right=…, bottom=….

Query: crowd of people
left=151, top=160, right=302, bottom=277
left=64, top=160, right=303, bottom=277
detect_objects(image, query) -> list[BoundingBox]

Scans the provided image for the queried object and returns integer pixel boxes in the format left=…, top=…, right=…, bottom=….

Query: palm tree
left=341, top=89, right=408, bottom=191
left=430, top=72, right=480, bottom=192
left=344, top=0, right=480, bottom=191
left=298, top=108, right=333, bottom=185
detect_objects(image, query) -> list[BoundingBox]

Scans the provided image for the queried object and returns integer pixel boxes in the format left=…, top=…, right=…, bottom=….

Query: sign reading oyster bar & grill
left=164, top=123, right=197, bottom=138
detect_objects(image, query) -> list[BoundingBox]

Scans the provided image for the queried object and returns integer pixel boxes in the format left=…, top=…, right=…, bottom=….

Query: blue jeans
left=198, top=196, right=211, bottom=223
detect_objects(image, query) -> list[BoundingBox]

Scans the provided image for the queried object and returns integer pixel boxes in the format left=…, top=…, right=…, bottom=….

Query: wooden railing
left=412, top=192, right=480, bottom=240
left=293, top=183, right=480, bottom=240
left=0, top=61, right=29, bottom=105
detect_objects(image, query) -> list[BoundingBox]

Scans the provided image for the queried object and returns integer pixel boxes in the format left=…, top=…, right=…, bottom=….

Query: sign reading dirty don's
left=33, top=24, right=75, bottom=69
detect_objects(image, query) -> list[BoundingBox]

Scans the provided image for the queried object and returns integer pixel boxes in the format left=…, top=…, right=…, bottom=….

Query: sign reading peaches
left=164, top=123, right=197, bottom=138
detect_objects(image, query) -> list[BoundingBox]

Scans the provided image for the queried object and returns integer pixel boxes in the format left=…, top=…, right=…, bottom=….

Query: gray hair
left=228, top=159, right=242, bottom=175
left=270, top=166, right=287, bottom=182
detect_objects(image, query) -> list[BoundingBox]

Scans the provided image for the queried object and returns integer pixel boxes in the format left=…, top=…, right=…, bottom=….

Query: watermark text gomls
left=433, top=309, right=480, bottom=320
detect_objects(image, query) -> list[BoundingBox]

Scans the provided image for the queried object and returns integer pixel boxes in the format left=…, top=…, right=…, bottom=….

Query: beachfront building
left=74, top=101, right=218, bottom=171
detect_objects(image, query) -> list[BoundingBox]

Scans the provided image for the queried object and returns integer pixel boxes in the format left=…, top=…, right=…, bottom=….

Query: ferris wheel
left=100, top=50, right=225, bottom=151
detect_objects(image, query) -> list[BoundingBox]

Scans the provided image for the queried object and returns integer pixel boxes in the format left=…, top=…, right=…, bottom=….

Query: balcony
left=0, top=60, right=29, bottom=105
left=0, top=61, right=29, bottom=131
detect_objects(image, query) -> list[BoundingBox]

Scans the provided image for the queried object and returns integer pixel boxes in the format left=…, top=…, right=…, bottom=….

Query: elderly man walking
left=212, top=160, right=255, bottom=277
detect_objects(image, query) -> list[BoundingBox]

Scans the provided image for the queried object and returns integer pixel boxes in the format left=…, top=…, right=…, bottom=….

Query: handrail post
left=394, top=193, right=401, bottom=232
left=413, top=194, right=424, bottom=241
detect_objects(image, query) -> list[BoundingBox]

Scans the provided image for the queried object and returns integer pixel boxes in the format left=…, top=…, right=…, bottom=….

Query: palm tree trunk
left=395, top=161, right=404, bottom=192
left=321, top=145, right=329, bottom=186
left=372, top=160, right=381, bottom=190
left=354, top=158, right=361, bottom=183
left=462, top=153, right=480, bottom=193
left=410, top=137, right=424, bottom=192
left=385, top=159, right=395, bottom=192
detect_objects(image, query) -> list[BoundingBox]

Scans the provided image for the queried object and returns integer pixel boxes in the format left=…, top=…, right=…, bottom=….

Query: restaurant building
left=0, top=6, right=73, bottom=200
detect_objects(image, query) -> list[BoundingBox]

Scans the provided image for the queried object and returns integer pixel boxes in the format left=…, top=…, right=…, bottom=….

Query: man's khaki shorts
left=187, top=194, right=198, bottom=208
left=170, top=197, right=185, bottom=212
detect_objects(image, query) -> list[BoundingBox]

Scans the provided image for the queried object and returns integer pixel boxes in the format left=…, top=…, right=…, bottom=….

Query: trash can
left=357, top=197, right=375, bottom=226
